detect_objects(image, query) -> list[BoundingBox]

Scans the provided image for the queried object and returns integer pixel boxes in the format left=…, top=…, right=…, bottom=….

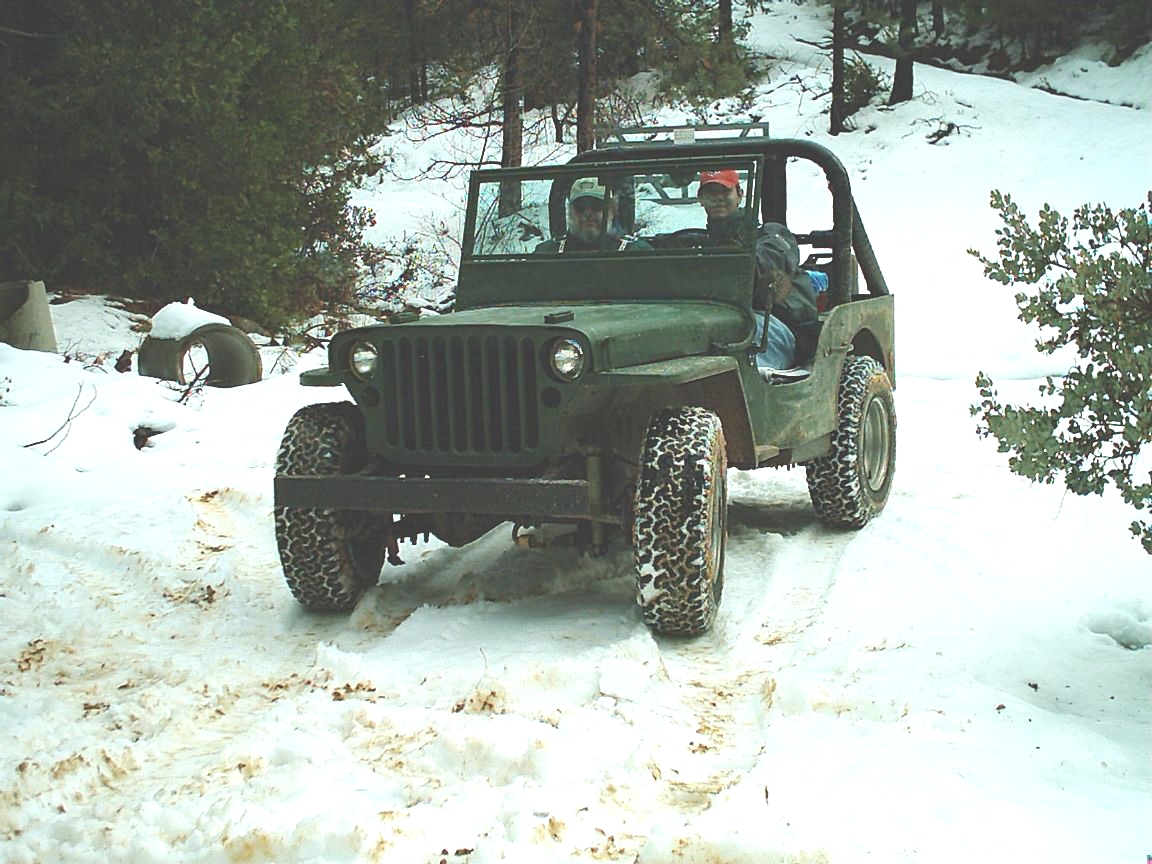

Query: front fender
left=589, top=355, right=739, bottom=387
left=589, top=356, right=756, bottom=469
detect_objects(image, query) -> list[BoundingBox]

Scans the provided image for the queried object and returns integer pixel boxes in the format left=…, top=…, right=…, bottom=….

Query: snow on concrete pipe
left=138, top=301, right=262, bottom=388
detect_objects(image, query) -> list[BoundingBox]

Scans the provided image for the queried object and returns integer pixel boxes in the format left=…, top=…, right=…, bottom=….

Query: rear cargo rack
left=595, top=122, right=770, bottom=150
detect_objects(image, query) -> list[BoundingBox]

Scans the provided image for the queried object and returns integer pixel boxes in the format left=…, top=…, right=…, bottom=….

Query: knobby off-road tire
left=806, top=355, right=896, bottom=528
left=274, top=402, right=386, bottom=611
left=634, top=407, right=728, bottom=637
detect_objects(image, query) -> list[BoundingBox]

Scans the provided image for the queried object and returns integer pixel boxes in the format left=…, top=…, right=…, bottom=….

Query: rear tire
left=274, top=402, right=386, bottom=611
left=806, top=355, right=896, bottom=528
left=633, top=407, right=727, bottom=637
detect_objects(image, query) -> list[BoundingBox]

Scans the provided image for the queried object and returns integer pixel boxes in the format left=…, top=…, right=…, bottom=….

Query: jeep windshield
left=463, top=156, right=762, bottom=259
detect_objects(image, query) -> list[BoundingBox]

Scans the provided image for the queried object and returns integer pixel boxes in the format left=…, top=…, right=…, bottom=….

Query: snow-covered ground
left=2, top=5, right=1150, bottom=862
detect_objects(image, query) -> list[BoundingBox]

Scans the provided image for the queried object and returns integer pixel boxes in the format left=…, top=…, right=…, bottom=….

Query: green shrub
left=971, top=190, right=1152, bottom=552
left=844, top=54, right=890, bottom=119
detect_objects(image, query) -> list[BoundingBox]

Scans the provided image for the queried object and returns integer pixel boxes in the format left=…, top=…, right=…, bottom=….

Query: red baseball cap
left=699, top=169, right=740, bottom=189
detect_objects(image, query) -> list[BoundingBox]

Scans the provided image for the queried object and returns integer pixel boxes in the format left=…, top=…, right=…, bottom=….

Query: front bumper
left=274, top=475, right=615, bottom=522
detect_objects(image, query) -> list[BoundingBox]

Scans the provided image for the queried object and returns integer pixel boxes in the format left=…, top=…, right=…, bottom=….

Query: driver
left=535, top=178, right=650, bottom=253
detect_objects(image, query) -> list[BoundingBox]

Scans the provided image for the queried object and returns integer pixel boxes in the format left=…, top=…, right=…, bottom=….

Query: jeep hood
left=407, top=301, right=750, bottom=370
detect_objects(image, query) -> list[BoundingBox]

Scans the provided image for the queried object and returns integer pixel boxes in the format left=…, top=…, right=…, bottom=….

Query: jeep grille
left=378, top=333, right=541, bottom=454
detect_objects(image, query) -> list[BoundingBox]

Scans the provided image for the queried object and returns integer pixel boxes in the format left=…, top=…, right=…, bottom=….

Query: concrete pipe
left=138, top=322, right=263, bottom=388
left=0, top=280, right=58, bottom=353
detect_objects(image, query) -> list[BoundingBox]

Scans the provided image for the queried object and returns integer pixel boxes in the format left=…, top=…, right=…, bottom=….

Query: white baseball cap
left=569, top=177, right=606, bottom=202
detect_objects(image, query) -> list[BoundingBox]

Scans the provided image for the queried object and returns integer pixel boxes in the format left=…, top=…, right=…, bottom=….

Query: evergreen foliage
left=830, top=0, right=1150, bottom=115
left=390, top=1, right=754, bottom=168
left=952, top=0, right=1151, bottom=60
left=638, top=0, right=753, bottom=105
left=0, top=2, right=751, bottom=323
left=971, top=191, right=1152, bottom=553
left=7, top=3, right=1139, bottom=329
left=0, top=0, right=391, bottom=324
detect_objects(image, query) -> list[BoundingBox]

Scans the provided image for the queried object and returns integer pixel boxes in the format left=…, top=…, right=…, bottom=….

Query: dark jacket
left=707, top=213, right=820, bottom=362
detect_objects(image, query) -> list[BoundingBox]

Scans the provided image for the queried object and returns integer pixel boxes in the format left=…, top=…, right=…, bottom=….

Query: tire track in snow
left=1, top=489, right=379, bottom=837
left=647, top=504, right=855, bottom=820
left=3, top=473, right=855, bottom=861
left=313, top=493, right=858, bottom=860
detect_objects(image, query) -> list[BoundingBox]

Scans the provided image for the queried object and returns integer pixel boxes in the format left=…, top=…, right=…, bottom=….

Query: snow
left=2, top=5, right=1151, bottom=862
left=148, top=299, right=234, bottom=341
left=1017, top=41, right=1152, bottom=111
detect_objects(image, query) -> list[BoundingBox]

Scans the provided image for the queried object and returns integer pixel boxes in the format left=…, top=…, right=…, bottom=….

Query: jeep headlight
left=549, top=338, right=586, bottom=380
left=349, top=341, right=378, bottom=380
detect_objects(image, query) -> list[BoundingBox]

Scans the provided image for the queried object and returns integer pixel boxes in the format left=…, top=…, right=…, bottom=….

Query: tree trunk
left=888, top=0, right=916, bottom=106
left=932, top=0, right=945, bottom=38
left=718, top=0, right=734, bottom=54
left=551, top=105, right=565, bottom=144
left=403, top=0, right=426, bottom=104
left=576, top=0, right=598, bottom=153
left=499, top=0, right=523, bottom=216
left=830, top=0, right=846, bottom=135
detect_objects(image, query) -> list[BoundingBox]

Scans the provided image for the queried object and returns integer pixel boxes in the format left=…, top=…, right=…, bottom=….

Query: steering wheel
left=651, top=228, right=710, bottom=249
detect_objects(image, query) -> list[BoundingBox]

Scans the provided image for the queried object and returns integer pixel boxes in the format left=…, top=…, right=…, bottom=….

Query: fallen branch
left=925, top=120, right=979, bottom=143
left=24, top=383, right=97, bottom=454
left=177, top=363, right=210, bottom=405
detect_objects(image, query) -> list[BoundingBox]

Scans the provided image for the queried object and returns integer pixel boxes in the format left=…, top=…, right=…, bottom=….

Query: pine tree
left=0, top=0, right=393, bottom=324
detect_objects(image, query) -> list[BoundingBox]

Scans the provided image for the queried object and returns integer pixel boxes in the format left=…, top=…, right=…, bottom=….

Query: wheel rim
left=860, top=394, right=892, bottom=493
left=710, top=468, right=726, bottom=598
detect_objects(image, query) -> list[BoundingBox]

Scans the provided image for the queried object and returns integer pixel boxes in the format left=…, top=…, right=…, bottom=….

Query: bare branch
left=23, top=383, right=97, bottom=453
left=177, top=363, right=210, bottom=405
left=0, top=24, right=64, bottom=39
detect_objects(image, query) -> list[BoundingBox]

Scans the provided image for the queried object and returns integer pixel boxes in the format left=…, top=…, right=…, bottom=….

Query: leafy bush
left=843, top=55, right=890, bottom=119
left=971, top=190, right=1152, bottom=552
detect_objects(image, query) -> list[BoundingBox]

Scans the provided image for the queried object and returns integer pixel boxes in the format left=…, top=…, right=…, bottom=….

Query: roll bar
left=569, top=136, right=889, bottom=308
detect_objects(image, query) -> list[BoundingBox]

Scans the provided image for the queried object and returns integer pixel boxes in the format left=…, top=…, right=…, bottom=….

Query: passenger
left=535, top=178, right=651, bottom=253
left=697, top=169, right=820, bottom=370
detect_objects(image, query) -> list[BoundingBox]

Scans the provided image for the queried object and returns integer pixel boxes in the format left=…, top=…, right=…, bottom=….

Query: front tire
left=274, top=402, right=386, bottom=611
left=806, top=355, right=896, bottom=528
left=634, top=407, right=727, bottom=637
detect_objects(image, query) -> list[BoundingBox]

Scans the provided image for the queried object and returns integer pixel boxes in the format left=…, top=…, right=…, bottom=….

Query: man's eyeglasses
left=570, top=199, right=604, bottom=215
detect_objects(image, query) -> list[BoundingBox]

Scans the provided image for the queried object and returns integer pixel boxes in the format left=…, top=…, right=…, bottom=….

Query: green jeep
left=273, top=125, right=895, bottom=637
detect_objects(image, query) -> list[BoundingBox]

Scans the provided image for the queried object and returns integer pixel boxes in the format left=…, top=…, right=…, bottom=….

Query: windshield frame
left=461, top=155, right=764, bottom=261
